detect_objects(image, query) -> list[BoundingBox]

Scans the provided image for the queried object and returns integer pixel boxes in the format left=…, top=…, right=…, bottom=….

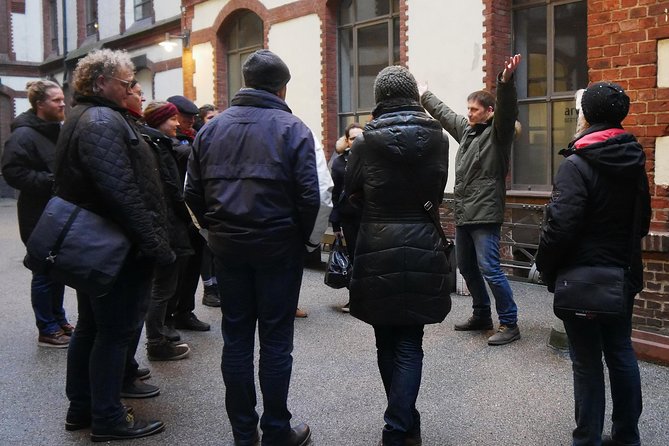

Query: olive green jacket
left=421, top=75, right=518, bottom=226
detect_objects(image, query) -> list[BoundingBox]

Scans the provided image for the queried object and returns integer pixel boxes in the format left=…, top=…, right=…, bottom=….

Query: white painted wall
left=192, top=0, right=230, bottom=32
left=268, top=14, right=323, bottom=139
left=128, top=45, right=180, bottom=64
left=98, top=0, right=121, bottom=40
left=192, top=42, right=215, bottom=106
left=14, top=98, right=31, bottom=116
left=262, top=0, right=294, bottom=9
left=154, top=68, right=184, bottom=99
left=0, top=76, right=40, bottom=92
left=155, top=0, right=182, bottom=22
left=656, top=137, right=669, bottom=186
left=135, top=68, right=154, bottom=103
left=407, top=0, right=485, bottom=192
left=66, top=0, right=77, bottom=53
left=11, top=1, right=44, bottom=62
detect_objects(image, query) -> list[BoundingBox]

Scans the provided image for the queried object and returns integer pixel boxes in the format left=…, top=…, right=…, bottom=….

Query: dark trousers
left=214, top=249, right=304, bottom=445
left=31, top=272, right=67, bottom=335
left=66, top=256, right=153, bottom=428
left=146, top=258, right=185, bottom=340
left=373, top=324, right=424, bottom=446
left=169, top=228, right=204, bottom=318
left=123, top=277, right=151, bottom=386
left=563, top=304, right=642, bottom=446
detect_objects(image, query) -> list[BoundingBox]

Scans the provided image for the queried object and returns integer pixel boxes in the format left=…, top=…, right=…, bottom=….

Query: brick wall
left=587, top=0, right=669, bottom=335
left=483, top=0, right=512, bottom=91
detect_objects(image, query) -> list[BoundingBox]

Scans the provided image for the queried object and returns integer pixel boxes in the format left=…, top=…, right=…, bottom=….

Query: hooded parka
left=535, top=123, right=651, bottom=295
left=1, top=110, right=60, bottom=243
left=345, top=103, right=451, bottom=326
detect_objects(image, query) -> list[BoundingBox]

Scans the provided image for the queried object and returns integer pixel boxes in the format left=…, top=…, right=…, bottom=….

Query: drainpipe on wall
left=61, top=0, right=68, bottom=84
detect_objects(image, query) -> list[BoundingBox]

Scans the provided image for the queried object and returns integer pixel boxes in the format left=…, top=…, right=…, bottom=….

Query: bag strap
left=403, top=166, right=452, bottom=251
left=46, top=202, right=81, bottom=264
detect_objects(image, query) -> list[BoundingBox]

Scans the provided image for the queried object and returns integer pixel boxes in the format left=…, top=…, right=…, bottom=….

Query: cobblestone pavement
left=0, top=198, right=667, bottom=445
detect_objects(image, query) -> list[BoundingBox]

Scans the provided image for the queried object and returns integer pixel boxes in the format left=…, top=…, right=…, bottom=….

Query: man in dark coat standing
left=185, top=49, right=331, bottom=446
left=2, top=80, right=73, bottom=348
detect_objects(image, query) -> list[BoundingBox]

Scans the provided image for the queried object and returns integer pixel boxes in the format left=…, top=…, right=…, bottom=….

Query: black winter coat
left=140, top=125, right=194, bottom=258
left=329, top=149, right=362, bottom=231
left=54, top=96, right=175, bottom=265
left=345, top=102, right=451, bottom=326
left=535, top=124, right=651, bottom=295
left=1, top=110, right=60, bottom=243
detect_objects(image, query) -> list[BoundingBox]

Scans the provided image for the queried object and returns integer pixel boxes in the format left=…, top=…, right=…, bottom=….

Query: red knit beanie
left=144, top=102, right=178, bottom=128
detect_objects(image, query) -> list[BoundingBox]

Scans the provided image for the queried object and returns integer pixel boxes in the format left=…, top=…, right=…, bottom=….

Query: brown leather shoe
left=295, top=308, right=308, bottom=318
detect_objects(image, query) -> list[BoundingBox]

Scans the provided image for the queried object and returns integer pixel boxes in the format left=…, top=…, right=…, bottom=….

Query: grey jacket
left=421, top=74, right=517, bottom=226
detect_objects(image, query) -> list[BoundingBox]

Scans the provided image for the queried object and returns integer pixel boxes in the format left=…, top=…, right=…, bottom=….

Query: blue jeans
left=65, top=256, right=153, bottom=428
left=374, top=325, right=424, bottom=446
left=31, top=273, right=67, bottom=335
left=455, top=224, right=517, bottom=324
left=214, top=249, right=304, bottom=445
left=563, top=308, right=642, bottom=446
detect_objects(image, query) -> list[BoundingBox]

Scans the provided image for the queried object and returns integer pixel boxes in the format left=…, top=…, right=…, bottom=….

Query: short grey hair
left=72, top=49, right=135, bottom=96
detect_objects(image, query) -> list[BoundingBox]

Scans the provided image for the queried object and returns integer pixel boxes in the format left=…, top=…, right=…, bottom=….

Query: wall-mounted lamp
left=159, top=30, right=190, bottom=52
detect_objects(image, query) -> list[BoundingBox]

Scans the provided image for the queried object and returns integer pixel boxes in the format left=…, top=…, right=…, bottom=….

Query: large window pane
left=554, top=2, right=588, bottom=92
left=356, top=0, right=390, bottom=22
left=358, top=23, right=388, bottom=110
left=239, top=13, right=263, bottom=48
left=339, top=28, right=353, bottom=113
left=514, top=102, right=549, bottom=187
left=513, top=6, right=547, bottom=98
left=339, top=0, right=353, bottom=25
left=551, top=99, right=577, bottom=178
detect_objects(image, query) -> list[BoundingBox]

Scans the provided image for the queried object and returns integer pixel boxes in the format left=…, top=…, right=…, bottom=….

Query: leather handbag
left=324, top=233, right=352, bottom=289
left=553, top=265, right=626, bottom=320
left=24, top=196, right=131, bottom=297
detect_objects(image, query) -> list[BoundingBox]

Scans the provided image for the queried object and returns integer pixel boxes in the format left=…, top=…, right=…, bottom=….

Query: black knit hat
left=242, top=49, right=291, bottom=93
left=167, top=95, right=199, bottom=115
left=581, top=82, right=630, bottom=125
left=373, top=66, right=420, bottom=104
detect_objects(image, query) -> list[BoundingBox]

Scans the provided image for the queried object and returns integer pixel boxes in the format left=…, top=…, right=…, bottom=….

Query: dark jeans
left=31, top=272, right=67, bottom=335
left=455, top=223, right=517, bottom=324
left=200, top=245, right=216, bottom=283
left=169, top=228, right=204, bottom=317
left=123, top=278, right=151, bottom=386
left=373, top=324, right=424, bottom=446
left=563, top=306, right=642, bottom=446
left=146, top=258, right=184, bottom=340
left=214, top=249, right=304, bottom=445
left=66, top=256, right=153, bottom=428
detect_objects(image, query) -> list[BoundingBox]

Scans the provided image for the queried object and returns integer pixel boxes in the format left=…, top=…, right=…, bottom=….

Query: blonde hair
left=26, top=79, right=61, bottom=110
left=72, top=49, right=135, bottom=96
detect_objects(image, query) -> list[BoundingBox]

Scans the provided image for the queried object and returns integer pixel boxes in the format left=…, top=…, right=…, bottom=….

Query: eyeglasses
left=108, top=76, right=137, bottom=90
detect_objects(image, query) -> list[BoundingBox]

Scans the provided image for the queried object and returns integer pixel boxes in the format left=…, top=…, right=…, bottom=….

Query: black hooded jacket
left=1, top=110, right=60, bottom=243
left=344, top=102, right=451, bottom=326
left=535, top=123, right=651, bottom=294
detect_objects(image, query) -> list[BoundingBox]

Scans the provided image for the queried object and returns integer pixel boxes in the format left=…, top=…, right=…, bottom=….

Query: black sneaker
left=147, top=339, right=191, bottom=361
left=487, top=324, right=521, bottom=345
left=90, top=412, right=164, bottom=442
left=454, top=316, right=494, bottom=331
left=202, top=285, right=221, bottom=307
left=173, top=312, right=210, bottom=331
left=120, top=379, right=160, bottom=398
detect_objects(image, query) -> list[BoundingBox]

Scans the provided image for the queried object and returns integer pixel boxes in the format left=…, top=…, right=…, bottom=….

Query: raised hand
left=418, top=81, right=429, bottom=99
left=501, top=54, right=522, bottom=83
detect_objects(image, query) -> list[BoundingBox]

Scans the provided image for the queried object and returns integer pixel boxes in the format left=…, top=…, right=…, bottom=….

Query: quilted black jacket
left=54, top=96, right=175, bottom=265
left=345, top=102, right=451, bottom=326
left=1, top=110, right=60, bottom=243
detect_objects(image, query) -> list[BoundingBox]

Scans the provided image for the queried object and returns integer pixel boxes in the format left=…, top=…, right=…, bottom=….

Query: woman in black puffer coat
left=345, top=66, right=450, bottom=446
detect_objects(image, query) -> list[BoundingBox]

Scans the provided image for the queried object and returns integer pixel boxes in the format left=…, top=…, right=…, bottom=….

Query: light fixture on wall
left=159, top=29, right=190, bottom=52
